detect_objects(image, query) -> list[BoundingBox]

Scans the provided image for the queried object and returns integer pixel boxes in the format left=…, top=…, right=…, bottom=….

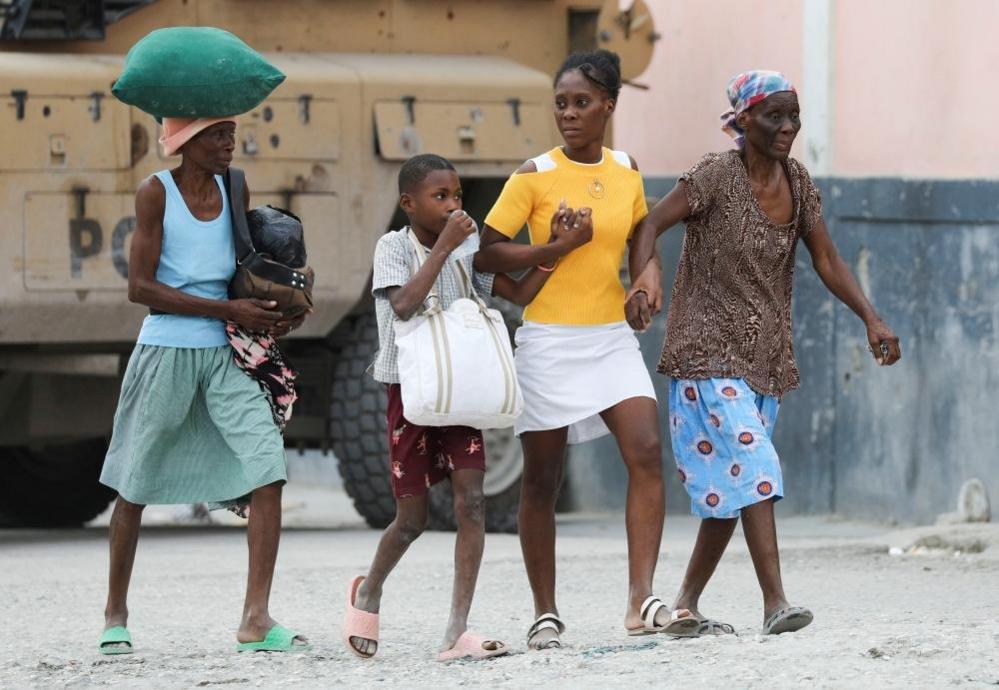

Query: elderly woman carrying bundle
left=98, top=28, right=308, bottom=655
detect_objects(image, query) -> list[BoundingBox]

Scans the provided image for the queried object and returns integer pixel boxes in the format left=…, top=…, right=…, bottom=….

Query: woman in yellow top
left=476, top=49, right=697, bottom=648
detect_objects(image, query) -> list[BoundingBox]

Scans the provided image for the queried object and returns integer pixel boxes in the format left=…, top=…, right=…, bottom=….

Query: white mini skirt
left=513, top=321, right=656, bottom=444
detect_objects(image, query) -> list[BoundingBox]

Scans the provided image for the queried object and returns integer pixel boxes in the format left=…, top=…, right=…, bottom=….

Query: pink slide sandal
left=342, top=576, right=380, bottom=658
left=437, top=631, right=510, bottom=662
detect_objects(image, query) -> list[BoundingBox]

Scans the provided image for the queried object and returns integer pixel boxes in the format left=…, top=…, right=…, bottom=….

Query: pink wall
left=617, top=0, right=997, bottom=179
left=614, top=1, right=804, bottom=176
left=833, top=0, right=999, bottom=178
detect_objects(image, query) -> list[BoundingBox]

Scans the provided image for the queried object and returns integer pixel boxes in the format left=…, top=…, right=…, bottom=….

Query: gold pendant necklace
left=588, top=177, right=605, bottom=199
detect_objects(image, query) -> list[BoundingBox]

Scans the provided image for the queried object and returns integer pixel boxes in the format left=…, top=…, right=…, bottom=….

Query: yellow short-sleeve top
left=484, top=146, right=648, bottom=325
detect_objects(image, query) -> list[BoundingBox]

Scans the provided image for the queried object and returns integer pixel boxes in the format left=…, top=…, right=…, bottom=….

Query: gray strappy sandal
left=697, top=618, right=736, bottom=635
left=763, top=606, right=813, bottom=635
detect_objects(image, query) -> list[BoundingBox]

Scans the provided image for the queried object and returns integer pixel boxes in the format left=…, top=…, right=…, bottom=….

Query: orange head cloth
left=159, top=117, right=236, bottom=156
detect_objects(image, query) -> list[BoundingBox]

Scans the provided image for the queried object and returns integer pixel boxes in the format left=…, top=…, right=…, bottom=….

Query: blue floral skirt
left=668, top=378, right=782, bottom=519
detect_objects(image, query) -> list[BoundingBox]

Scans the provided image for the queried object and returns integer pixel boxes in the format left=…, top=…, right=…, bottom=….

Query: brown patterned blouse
left=658, top=150, right=823, bottom=398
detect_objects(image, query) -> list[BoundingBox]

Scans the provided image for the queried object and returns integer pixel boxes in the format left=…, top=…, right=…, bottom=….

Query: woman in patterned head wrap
left=625, top=71, right=901, bottom=635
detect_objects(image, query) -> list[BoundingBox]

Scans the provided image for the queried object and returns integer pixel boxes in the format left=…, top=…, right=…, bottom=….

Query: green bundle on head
left=112, top=26, right=285, bottom=119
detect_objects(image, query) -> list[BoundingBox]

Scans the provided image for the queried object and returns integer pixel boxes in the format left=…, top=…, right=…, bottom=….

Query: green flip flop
left=99, top=626, right=134, bottom=655
left=236, top=624, right=311, bottom=653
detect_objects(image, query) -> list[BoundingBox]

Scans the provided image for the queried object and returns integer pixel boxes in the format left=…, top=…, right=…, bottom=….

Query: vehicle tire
left=0, top=439, right=116, bottom=527
left=329, top=312, right=397, bottom=529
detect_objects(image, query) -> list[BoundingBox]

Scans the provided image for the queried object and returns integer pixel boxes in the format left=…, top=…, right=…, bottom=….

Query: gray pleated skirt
left=100, top=345, right=287, bottom=506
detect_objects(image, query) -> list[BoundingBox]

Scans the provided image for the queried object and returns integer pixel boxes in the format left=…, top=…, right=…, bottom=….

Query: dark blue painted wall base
left=566, top=174, right=999, bottom=525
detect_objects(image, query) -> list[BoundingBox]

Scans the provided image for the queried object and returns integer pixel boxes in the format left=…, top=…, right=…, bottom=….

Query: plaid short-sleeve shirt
left=369, top=227, right=495, bottom=384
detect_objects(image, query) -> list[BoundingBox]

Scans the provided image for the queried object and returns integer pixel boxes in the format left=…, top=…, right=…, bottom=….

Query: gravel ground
left=1, top=485, right=997, bottom=689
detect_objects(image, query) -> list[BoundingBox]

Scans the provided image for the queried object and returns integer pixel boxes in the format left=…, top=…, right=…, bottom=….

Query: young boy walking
left=342, top=153, right=578, bottom=661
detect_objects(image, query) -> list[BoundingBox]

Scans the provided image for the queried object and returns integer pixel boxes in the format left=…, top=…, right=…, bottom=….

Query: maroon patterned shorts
left=385, top=384, right=487, bottom=499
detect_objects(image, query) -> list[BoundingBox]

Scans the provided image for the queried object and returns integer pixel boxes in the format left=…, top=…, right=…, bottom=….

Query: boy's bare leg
left=237, top=481, right=305, bottom=645
left=441, top=469, right=494, bottom=651
left=519, top=427, right=568, bottom=647
left=740, top=498, right=791, bottom=623
left=672, top=517, right=739, bottom=618
left=600, top=397, right=692, bottom=630
left=103, top=497, right=144, bottom=648
left=350, top=494, right=429, bottom=656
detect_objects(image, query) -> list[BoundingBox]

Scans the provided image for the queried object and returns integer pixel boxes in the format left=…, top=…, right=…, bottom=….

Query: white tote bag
left=393, top=229, right=523, bottom=429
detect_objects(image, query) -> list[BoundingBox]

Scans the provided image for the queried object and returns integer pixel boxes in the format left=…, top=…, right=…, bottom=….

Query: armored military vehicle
left=0, top=0, right=656, bottom=529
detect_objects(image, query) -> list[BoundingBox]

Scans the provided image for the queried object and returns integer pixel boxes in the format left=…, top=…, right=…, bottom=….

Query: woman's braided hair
left=554, top=49, right=622, bottom=101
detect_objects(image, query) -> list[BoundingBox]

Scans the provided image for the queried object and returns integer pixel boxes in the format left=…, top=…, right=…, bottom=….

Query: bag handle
left=224, top=167, right=256, bottom=266
left=223, top=168, right=311, bottom=292
left=453, top=259, right=490, bottom=312
left=404, top=228, right=443, bottom=313
left=405, top=229, right=488, bottom=314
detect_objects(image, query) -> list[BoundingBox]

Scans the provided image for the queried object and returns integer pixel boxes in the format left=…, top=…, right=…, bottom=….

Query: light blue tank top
left=136, top=170, right=236, bottom=348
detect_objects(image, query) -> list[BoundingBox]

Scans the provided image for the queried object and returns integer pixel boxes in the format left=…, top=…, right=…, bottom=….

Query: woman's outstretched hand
left=866, top=318, right=901, bottom=365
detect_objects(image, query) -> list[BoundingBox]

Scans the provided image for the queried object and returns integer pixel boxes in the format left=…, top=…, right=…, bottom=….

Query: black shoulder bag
left=224, top=167, right=315, bottom=320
